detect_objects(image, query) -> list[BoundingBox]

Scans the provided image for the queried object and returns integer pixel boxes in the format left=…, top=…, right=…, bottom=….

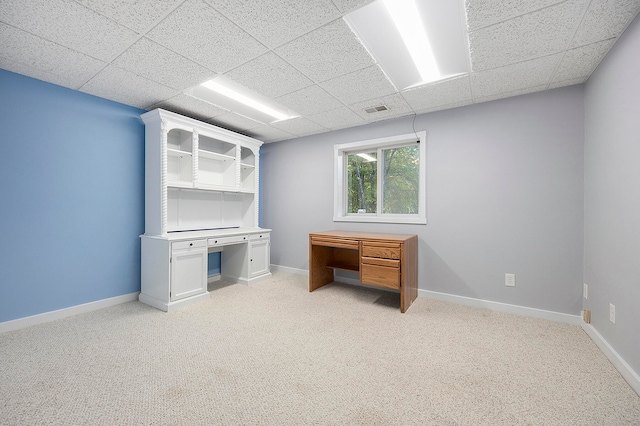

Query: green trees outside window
left=347, top=144, right=419, bottom=215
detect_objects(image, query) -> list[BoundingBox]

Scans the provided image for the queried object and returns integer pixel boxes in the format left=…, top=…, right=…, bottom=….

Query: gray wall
left=584, top=14, right=640, bottom=375
left=262, top=85, right=585, bottom=315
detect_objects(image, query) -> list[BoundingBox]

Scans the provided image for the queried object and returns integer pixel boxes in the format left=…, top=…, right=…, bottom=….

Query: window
left=334, top=131, right=426, bottom=224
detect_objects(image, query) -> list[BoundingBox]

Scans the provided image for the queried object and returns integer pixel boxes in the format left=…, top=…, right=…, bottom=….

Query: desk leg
left=400, top=236, right=418, bottom=313
left=309, top=243, right=334, bottom=292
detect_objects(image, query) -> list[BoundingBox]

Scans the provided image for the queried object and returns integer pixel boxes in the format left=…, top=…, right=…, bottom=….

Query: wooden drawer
left=361, top=263, right=400, bottom=289
left=362, top=242, right=401, bottom=259
left=361, top=256, right=400, bottom=268
left=311, top=236, right=359, bottom=250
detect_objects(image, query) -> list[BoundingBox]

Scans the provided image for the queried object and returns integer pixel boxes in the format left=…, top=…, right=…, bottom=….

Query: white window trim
left=334, top=131, right=427, bottom=224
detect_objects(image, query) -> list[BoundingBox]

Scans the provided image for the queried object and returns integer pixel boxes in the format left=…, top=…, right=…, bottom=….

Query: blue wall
left=0, top=70, right=145, bottom=322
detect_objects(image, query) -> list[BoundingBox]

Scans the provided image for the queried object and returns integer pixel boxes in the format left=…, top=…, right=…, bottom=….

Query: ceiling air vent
left=364, top=105, right=388, bottom=113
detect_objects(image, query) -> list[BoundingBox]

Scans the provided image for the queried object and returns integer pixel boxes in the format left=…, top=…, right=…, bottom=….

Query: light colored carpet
left=1, top=271, right=639, bottom=425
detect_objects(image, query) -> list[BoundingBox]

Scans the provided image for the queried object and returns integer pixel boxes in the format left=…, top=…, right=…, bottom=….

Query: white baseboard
left=420, top=289, right=582, bottom=325
left=271, top=264, right=308, bottom=276
left=0, top=292, right=140, bottom=334
left=281, top=265, right=579, bottom=324
left=581, top=322, right=640, bottom=396
left=207, top=273, right=221, bottom=283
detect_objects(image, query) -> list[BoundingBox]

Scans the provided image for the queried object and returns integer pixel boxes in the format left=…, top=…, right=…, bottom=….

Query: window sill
left=333, top=215, right=427, bottom=225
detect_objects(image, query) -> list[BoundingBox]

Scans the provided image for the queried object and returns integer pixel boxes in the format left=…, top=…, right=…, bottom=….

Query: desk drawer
left=249, top=233, right=269, bottom=241
left=362, top=242, right=401, bottom=259
left=361, top=263, right=400, bottom=289
left=173, top=239, right=207, bottom=251
left=311, top=236, right=359, bottom=250
left=361, top=256, right=400, bottom=268
left=208, top=235, right=248, bottom=247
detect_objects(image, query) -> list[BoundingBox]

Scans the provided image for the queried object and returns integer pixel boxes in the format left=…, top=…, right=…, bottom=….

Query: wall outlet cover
left=505, top=273, right=516, bottom=287
left=609, top=303, right=615, bottom=324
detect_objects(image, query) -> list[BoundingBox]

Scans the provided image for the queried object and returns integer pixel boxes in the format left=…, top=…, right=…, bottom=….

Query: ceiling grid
left=1, top=0, right=638, bottom=142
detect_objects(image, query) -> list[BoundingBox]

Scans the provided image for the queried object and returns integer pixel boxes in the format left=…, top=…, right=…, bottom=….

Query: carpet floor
left=1, top=271, right=639, bottom=425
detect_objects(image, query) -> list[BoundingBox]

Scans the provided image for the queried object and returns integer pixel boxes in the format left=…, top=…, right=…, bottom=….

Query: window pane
left=347, top=151, right=377, bottom=213
left=382, top=145, right=419, bottom=214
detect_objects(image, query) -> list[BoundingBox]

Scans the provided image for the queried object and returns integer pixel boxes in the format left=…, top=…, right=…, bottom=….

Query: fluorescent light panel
left=345, top=0, right=469, bottom=90
left=185, top=75, right=298, bottom=124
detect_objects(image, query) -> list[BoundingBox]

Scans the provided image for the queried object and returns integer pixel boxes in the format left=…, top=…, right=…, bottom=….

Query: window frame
left=334, top=131, right=427, bottom=224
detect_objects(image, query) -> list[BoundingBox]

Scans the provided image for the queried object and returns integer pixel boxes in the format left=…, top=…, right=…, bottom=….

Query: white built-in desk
left=139, top=109, right=270, bottom=312
left=140, top=228, right=271, bottom=312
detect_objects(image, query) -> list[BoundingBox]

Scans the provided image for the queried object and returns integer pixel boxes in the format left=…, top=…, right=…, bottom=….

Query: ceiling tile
left=308, top=106, right=367, bottom=130
left=474, top=85, right=547, bottom=104
left=570, top=0, right=640, bottom=48
left=75, top=0, right=179, bottom=33
left=208, top=112, right=264, bottom=132
left=414, top=100, right=473, bottom=115
left=469, top=0, right=586, bottom=71
left=245, top=125, right=295, bottom=143
left=275, top=84, right=343, bottom=116
left=0, top=24, right=105, bottom=89
left=471, top=54, right=562, bottom=98
left=551, top=39, right=615, bottom=83
left=320, top=65, right=396, bottom=105
left=224, top=52, right=313, bottom=98
left=350, top=93, right=413, bottom=122
left=274, top=18, right=374, bottom=82
left=206, top=0, right=341, bottom=48
left=146, top=0, right=267, bottom=73
left=270, top=117, right=329, bottom=137
left=150, top=94, right=229, bottom=121
left=548, top=77, right=586, bottom=89
left=331, top=0, right=374, bottom=13
left=80, top=65, right=178, bottom=109
left=112, top=37, right=215, bottom=90
left=401, top=76, right=473, bottom=111
left=1, top=0, right=138, bottom=61
left=465, top=0, right=565, bottom=31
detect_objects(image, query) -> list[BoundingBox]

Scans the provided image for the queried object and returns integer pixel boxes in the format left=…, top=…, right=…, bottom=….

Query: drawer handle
left=214, top=240, right=218, bottom=244
left=189, top=243, right=193, bottom=247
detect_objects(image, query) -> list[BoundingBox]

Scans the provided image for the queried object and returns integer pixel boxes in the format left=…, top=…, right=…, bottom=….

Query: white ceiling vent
left=364, top=105, right=389, bottom=113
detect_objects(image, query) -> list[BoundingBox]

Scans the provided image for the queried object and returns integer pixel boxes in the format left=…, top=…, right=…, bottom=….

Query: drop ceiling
left=1, top=0, right=639, bottom=142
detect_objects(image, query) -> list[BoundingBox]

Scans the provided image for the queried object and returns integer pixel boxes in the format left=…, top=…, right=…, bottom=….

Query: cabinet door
left=249, top=238, right=270, bottom=277
left=171, top=242, right=207, bottom=301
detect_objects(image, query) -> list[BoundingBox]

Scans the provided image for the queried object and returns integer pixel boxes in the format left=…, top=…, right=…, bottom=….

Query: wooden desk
left=309, top=230, right=418, bottom=313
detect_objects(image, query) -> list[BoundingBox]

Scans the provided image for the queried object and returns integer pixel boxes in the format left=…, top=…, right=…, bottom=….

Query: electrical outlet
left=583, top=283, right=588, bottom=299
left=505, top=273, right=516, bottom=287
left=609, top=303, right=615, bottom=324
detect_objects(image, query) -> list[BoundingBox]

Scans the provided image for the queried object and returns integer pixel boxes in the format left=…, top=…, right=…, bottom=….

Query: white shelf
left=167, top=180, right=194, bottom=189
left=196, top=182, right=237, bottom=192
left=198, top=150, right=234, bottom=162
left=167, top=148, right=192, bottom=157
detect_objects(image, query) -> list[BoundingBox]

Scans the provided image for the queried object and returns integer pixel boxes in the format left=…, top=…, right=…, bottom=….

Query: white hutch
left=139, top=109, right=271, bottom=311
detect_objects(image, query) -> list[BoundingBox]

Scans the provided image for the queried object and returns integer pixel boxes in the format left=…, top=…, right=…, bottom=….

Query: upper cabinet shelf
left=141, top=109, right=264, bottom=235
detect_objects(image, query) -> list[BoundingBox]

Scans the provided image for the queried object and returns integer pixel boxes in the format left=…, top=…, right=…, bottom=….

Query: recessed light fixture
left=185, top=75, right=298, bottom=124
left=345, top=0, right=470, bottom=90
